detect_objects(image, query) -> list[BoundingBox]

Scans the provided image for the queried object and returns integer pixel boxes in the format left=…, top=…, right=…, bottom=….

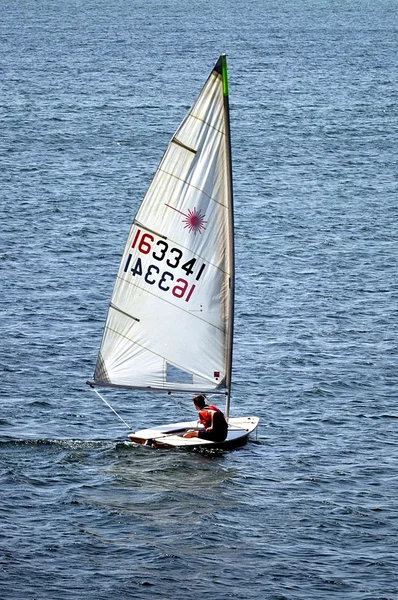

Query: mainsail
left=91, top=55, right=234, bottom=397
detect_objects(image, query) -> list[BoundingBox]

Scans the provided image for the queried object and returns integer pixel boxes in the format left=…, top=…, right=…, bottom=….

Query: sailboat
left=88, top=55, right=259, bottom=449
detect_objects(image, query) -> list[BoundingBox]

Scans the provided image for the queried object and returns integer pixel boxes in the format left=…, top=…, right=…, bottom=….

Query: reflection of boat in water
left=88, top=55, right=259, bottom=450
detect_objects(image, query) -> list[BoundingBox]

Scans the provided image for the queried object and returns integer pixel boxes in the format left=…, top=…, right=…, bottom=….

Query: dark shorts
left=198, top=417, right=228, bottom=442
left=198, top=429, right=227, bottom=442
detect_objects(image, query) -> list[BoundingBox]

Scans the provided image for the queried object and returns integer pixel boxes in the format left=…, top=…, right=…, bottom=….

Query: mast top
left=214, top=54, right=229, bottom=97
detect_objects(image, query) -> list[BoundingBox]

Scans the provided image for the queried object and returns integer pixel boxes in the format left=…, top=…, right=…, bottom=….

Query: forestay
left=92, top=57, right=234, bottom=394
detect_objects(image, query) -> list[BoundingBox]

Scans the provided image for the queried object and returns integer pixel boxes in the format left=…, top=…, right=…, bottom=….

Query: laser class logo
left=165, top=204, right=207, bottom=234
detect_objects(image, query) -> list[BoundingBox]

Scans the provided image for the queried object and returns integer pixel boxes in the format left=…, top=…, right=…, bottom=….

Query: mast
left=220, top=54, right=235, bottom=420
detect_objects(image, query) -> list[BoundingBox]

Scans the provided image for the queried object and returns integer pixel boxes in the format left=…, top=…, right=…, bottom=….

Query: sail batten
left=172, top=138, right=197, bottom=154
left=133, top=221, right=167, bottom=239
left=92, top=56, right=233, bottom=396
left=110, top=284, right=227, bottom=332
left=110, top=303, right=140, bottom=323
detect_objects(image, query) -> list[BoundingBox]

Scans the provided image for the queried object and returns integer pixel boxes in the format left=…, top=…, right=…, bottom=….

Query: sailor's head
left=193, top=395, right=206, bottom=410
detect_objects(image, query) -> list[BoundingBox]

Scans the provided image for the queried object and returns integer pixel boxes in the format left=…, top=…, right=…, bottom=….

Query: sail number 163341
left=123, top=229, right=206, bottom=303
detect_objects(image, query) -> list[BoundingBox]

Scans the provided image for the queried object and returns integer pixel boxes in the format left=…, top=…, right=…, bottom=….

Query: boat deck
left=128, top=416, right=259, bottom=450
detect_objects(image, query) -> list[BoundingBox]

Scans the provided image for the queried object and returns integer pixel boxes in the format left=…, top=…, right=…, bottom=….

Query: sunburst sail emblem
left=165, top=204, right=207, bottom=234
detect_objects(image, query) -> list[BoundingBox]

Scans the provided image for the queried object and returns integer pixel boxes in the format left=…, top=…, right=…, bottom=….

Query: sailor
left=183, top=395, right=228, bottom=442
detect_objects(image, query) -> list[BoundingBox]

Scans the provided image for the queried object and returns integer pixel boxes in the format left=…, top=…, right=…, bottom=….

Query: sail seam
left=115, top=274, right=227, bottom=332
left=102, top=324, right=219, bottom=386
left=157, top=167, right=228, bottom=209
left=187, top=111, right=225, bottom=136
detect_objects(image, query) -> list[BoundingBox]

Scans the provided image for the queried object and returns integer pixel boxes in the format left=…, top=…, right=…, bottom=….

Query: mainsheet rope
left=167, top=391, right=191, bottom=414
left=91, top=389, right=224, bottom=431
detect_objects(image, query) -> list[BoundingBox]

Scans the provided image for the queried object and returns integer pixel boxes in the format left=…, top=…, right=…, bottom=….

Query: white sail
left=92, top=57, right=234, bottom=394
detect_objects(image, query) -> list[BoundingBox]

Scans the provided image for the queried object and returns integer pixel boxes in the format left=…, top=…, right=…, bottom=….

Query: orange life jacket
left=198, top=405, right=222, bottom=428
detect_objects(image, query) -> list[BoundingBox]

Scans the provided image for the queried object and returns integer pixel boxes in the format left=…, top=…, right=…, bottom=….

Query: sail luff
left=221, top=54, right=235, bottom=420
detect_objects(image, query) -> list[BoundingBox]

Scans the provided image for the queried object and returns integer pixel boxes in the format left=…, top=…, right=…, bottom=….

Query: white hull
left=128, top=416, right=259, bottom=450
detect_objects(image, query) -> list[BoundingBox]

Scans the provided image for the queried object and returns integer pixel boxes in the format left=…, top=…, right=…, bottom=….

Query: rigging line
left=167, top=392, right=190, bottom=414
left=168, top=391, right=224, bottom=410
left=91, top=387, right=133, bottom=431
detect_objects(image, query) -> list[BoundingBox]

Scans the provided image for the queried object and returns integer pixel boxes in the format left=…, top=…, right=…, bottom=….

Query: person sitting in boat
left=183, top=395, right=228, bottom=442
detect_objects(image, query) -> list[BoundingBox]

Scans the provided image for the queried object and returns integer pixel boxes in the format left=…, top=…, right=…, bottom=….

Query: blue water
left=1, top=0, right=397, bottom=598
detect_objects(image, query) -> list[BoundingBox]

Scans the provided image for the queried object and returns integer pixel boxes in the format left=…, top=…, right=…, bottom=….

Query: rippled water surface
left=1, top=0, right=397, bottom=598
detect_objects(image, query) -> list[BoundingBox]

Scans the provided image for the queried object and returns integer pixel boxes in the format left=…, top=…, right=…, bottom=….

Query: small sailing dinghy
left=88, top=55, right=259, bottom=449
